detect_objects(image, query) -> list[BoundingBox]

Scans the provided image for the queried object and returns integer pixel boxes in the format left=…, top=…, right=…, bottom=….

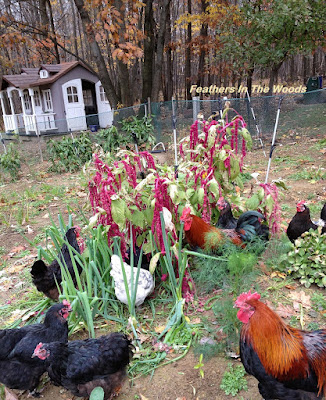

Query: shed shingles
left=1, top=61, right=91, bottom=90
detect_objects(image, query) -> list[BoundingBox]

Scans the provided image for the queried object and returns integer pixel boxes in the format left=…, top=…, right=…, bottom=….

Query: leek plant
left=129, top=212, right=192, bottom=377
left=112, top=234, right=142, bottom=319
left=31, top=215, right=124, bottom=337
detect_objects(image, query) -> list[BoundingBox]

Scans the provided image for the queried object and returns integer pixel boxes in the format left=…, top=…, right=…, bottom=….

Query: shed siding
left=38, top=65, right=100, bottom=133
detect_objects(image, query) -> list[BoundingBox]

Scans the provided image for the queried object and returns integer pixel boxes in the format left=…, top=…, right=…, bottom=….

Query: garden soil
left=0, top=132, right=325, bottom=400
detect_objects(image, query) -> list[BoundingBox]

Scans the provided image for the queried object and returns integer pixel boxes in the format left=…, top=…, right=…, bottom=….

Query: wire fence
left=150, top=88, right=326, bottom=146
left=1, top=89, right=325, bottom=159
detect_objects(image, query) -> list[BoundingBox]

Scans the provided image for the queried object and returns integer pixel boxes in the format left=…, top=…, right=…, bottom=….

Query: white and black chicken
left=110, top=254, right=155, bottom=306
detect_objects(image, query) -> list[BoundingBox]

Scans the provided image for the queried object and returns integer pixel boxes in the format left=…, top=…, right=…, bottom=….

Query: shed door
left=62, top=79, right=87, bottom=131
left=95, top=81, right=113, bottom=128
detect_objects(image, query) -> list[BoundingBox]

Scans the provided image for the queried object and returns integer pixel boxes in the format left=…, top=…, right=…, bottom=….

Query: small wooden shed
left=0, top=61, right=113, bottom=134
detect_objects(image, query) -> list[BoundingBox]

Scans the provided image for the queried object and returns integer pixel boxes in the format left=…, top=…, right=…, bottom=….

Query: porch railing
left=3, top=114, right=19, bottom=133
left=36, top=113, right=57, bottom=131
left=23, top=113, right=57, bottom=134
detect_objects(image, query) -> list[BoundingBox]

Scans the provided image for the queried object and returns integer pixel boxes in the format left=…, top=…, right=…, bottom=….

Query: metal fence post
left=147, top=97, right=151, bottom=117
left=192, top=96, right=200, bottom=123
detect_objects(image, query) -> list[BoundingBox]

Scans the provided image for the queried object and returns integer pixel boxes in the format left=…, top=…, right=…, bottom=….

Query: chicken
left=217, top=198, right=269, bottom=241
left=31, top=227, right=83, bottom=300
left=32, top=333, right=133, bottom=400
left=314, top=203, right=326, bottom=234
left=0, top=301, right=71, bottom=395
left=235, top=290, right=326, bottom=399
left=110, top=254, right=154, bottom=306
left=286, top=201, right=318, bottom=243
left=216, top=197, right=238, bottom=229
left=180, top=206, right=269, bottom=252
left=125, top=245, right=150, bottom=271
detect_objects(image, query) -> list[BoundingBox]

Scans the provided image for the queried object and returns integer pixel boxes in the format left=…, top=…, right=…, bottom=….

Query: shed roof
left=1, top=61, right=95, bottom=90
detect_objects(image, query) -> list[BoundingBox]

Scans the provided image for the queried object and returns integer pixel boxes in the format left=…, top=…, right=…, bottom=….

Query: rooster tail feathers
left=31, top=260, right=48, bottom=277
left=236, top=211, right=269, bottom=242
left=236, top=211, right=265, bottom=228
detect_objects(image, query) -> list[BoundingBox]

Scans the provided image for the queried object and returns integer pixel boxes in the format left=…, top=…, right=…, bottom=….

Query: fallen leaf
left=9, top=245, right=26, bottom=254
left=270, top=271, right=286, bottom=279
left=285, top=285, right=296, bottom=290
left=154, top=325, right=166, bottom=334
left=289, top=291, right=311, bottom=308
left=5, top=387, right=19, bottom=400
left=276, top=304, right=296, bottom=318
left=139, top=394, right=149, bottom=400
left=42, top=213, right=49, bottom=219
left=292, top=301, right=300, bottom=312
left=137, top=332, right=151, bottom=344
left=22, top=310, right=36, bottom=322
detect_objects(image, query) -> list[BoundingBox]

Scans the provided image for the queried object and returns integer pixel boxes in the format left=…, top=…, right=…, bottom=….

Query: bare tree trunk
left=141, top=0, right=155, bottom=103
left=151, top=0, right=171, bottom=102
left=73, top=0, right=119, bottom=107
left=196, top=0, right=208, bottom=89
left=46, top=0, right=60, bottom=63
left=114, top=0, right=132, bottom=106
left=268, top=62, right=283, bottom=95
left=247, top=68, right=254, bottom=96
left=303, top=55, right=310, bottom=85
left=163, top=3, right=173, bottom=100
left=185, top=0, right=191, bottom=100
left=68, top=0, right=79, bottom=59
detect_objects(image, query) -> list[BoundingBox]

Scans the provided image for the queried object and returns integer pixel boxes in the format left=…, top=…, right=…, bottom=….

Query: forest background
left=0, top=0, right=326, bottom=109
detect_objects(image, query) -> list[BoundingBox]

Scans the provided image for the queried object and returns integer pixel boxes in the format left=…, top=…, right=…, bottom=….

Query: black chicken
left=216, top=197, right=237, bottom=229
left=216, top=197, right=269, bottom=241
left=31, top=227, right=82, bottom=300
left=318, top=203, right=326, bottom=234
left=321, top=203, right=326, bottom=223
left=0, top=301, right=71, bottom=395
left=125, top=245, right=150, bottom=270
left=286, top=201, right=318, bottom=243
left=32, top=333, right=133, bottom=400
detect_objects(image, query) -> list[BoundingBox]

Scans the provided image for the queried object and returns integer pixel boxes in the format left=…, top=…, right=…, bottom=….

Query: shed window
left=99, top=85, right=108, bottom=102
left=67, top=86, right=79, bottom=103
left=23, top=91, right=31, bottom=112
left=43, top=89, right=53, bottom=111
left=83, top=89, right=93, bottom=106
left=34, top=90, right=41, bottom=107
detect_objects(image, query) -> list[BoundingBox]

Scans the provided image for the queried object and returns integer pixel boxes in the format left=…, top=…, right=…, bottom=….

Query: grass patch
left=288, top=167, right=326, bottom=181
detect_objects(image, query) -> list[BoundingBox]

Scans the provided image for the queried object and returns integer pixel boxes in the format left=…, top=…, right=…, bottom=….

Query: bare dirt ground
left=0, top=133, right=325, bottom=400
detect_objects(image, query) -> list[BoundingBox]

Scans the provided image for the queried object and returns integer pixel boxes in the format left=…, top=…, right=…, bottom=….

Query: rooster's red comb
left=180, top=207, right=191, bottom=221
left=234, top=290, right=261, bottom=307
left=296, top=201, right=306, bottom=212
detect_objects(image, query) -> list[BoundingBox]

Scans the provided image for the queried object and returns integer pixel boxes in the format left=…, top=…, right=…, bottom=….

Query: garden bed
left=0, top=129, right=325, bottom=400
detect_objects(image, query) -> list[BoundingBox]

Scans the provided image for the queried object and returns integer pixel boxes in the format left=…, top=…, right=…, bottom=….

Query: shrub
left=96, top=116, right=155, bottom=154
left=278, top=228, right=326, bottom=288
left=47, top=132, right=93, bottom=172
left=0, top=143, right=21, bottom=180
left=95, top=126, right=130, bottom=154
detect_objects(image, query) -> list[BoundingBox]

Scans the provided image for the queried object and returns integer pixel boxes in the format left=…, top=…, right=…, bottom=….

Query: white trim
left=43, top=89, right=53, bottom=112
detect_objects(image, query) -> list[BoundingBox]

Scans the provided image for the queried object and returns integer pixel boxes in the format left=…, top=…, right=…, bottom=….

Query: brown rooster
left=235, top=290, right=326, bottom=399
left=180, top=207, right=268, bottom=251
